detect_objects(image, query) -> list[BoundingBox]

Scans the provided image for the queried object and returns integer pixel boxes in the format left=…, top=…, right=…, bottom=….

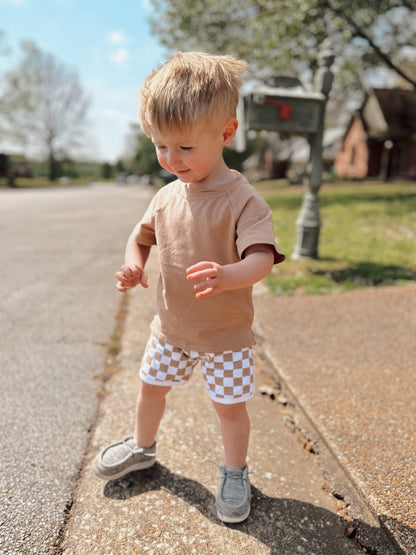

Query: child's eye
left=181, top=146, right=193, bottom=151
left=155, top=145, right=166, bottom=151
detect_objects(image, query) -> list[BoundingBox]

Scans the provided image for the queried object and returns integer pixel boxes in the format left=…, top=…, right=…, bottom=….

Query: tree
left=0, top=42, right=90, bottom=181
left=132, top=131, right=161, bottom=176
left=0, top=30, right=10, bottom=139
left=149, top=0, right=416, bottom=96
left=101, top=162, right=114, bottom=180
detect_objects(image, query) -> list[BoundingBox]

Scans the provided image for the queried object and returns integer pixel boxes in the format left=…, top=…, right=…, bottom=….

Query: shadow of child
left=104, top=463, right=397, bottom=554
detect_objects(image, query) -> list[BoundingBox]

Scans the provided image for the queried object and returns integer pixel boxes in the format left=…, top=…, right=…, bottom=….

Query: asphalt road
left=0, top=183, right=153, bottom=554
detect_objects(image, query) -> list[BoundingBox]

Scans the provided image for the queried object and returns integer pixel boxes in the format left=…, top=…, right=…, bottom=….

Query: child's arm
left=115, top=234, right=151, bottom=292
left=186, top=244, right=274, bottom=300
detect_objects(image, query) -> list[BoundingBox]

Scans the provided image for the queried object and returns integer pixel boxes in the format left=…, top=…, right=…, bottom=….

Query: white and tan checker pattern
left=140, top=335, right=254, bottom=404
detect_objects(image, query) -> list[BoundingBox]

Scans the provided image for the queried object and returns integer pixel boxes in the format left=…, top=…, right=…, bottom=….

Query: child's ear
left=222, top=118, right=239, bottom=145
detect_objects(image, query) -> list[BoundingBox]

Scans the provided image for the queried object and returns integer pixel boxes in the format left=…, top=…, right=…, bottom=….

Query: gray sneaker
left=216, top=463, right=251, bottom=523
left=94, top=437, right=156, bottom=481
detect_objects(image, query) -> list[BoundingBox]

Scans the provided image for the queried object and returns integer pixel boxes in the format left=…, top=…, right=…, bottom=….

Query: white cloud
left=141, top=0, right=151, bottom=10
left=108, top=30, right=129, bottom=45
left=110, top=47, right=130, bottom=67
left=107, top=30, right=130, bottom=67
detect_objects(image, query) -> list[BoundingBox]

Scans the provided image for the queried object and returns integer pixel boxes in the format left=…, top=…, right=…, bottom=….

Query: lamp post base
left=292, top=224, right=320, bottom=260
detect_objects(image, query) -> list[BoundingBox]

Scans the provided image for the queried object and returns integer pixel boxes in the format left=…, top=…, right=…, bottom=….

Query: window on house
left=349, top=146, right=356, bottom=169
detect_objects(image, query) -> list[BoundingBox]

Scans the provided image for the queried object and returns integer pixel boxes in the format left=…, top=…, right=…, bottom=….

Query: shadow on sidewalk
left=103, top=463, right=400, bottom=554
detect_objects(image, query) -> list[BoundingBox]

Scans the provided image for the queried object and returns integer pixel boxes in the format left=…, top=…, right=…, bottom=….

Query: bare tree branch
left=1, top=42, right=90, bottom=180
left=327, top=0, right=416, bottom=88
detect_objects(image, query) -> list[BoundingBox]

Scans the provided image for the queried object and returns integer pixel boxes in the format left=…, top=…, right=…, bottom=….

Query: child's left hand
left=186, top=261, right=229, bottom=299
left=186, top=248, right=275, bottom=299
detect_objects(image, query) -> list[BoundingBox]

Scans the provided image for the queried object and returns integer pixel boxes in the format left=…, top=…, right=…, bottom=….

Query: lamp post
left=292, top=41, right=335, bottom=259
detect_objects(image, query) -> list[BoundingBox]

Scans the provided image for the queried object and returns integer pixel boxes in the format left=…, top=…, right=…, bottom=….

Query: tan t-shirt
left=132, top=170, right=285, bottom=352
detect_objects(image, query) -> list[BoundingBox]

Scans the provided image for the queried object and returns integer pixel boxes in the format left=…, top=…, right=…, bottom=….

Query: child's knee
left=213, top=400, right=247, bottom=421
left=139, top=380, right=171, bottom=400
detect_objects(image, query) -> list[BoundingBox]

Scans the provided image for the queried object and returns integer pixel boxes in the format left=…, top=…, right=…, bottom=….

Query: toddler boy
left=94, top=51, right=285, bottom=523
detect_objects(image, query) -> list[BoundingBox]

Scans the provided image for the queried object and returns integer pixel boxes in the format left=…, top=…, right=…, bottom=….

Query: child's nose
left=167, top=151, right=181, bottom=168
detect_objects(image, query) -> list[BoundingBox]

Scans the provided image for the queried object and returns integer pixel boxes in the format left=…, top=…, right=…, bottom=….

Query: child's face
left=151, top=121, right=235, bottom=186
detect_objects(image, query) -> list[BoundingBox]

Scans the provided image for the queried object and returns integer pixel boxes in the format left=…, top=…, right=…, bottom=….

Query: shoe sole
left=94, top=458, right=156, bottom=481
left=216, top=506, right=250, bottom=523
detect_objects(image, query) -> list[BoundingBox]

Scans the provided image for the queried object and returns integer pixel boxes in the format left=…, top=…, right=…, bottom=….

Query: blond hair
left=139, top=51, right=247, bottom=136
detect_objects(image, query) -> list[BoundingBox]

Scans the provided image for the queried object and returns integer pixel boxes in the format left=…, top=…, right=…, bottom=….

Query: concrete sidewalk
left=254, top=284, right=416, bottom=554
left=58, top=250, right=410, bottom=554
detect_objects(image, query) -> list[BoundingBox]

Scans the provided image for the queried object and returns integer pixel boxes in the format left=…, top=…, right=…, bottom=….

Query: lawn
left=0, top=177, right=92, bottom=188
left=256, top=180, right=416, bottom=296
left=4, top=176, right=415, bottom=296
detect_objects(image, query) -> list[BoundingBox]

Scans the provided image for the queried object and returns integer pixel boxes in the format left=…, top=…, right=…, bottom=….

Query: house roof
left=361, top=88, right=416, bottom=138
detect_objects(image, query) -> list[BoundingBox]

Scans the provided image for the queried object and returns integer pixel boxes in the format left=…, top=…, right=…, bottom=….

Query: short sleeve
left=131, top=194, right=158, bottom=246
left=235, top=195, right=285, bottom=264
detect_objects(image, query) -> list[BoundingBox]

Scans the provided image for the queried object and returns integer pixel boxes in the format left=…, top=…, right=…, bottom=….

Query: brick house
left=334, top=88, right=416, bottom=180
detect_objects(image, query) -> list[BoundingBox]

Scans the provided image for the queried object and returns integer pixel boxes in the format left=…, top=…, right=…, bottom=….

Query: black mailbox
left=246, top=85, right=325, bottom=135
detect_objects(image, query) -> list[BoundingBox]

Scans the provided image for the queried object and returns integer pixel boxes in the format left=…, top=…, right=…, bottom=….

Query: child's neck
left=187, top=160, right=232, bottom=189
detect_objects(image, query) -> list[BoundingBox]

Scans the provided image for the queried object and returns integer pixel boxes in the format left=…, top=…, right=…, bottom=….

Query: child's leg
left=212, top=400, right=250, bottom=468
left=94, top=381, right=170, bottom=481
left=134, top=380, right=171, bottom=448
left=212, top=399, right=251, bottom=523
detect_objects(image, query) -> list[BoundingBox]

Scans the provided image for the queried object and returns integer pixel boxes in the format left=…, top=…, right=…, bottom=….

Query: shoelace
left=124, top=437, right=156, bottom=458
left=204, top=458, right=252, bottom=478
left=204, top=458, right=221, bottom=471
left=223, top=468, right=244, bottom=480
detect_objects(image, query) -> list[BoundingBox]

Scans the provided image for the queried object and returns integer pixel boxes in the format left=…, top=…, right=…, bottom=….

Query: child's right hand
left=115, top=264, right=148, bottom=292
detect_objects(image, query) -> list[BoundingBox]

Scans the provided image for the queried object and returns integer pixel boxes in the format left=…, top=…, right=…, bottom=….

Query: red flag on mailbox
left=264, top=97, right=293, bottom=120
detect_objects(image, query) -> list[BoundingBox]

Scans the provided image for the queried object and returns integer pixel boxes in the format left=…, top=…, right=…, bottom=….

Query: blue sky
left=1, top=0, right=166, bottom=161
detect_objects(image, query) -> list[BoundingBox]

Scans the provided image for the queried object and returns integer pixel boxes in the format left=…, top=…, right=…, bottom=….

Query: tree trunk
left=49, top=153, right=57, bottom=182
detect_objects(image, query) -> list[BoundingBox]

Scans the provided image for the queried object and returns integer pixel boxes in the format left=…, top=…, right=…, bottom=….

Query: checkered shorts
left=139, top=335, right=255, bottom=404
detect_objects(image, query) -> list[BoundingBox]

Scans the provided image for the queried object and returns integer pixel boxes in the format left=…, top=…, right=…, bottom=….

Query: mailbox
left=245, top=85, right=325, bottom=135
left=235, top=43, right=335, bottom=260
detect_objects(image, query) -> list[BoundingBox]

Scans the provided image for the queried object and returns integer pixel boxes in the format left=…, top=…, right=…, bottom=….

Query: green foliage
left=115, top=160, right=125, bottom=173
left=223, top=137, right=257, bottom=172
left=149, top=0, right=416, bottom=97
left=132, top=133, right=161, bottom=176
left=257, top=181, right=416, bottom=295
left=101, top=162, right=114, bottom=180
left=3, top=177, right=90, bottom=188
left=0, top=159, right=104, bottom=186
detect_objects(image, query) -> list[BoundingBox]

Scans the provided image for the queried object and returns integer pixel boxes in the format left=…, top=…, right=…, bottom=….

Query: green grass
left=5, top=176, right=415, bottom=296
left=0, top=177, right=94, bottom=188
left=255, top=181, right=416, bottom=296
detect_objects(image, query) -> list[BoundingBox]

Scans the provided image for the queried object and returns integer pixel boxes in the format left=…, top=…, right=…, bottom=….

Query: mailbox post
left=293, top=45, right=335, bottom=259
left=237, top=43, right=334, bottom=259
